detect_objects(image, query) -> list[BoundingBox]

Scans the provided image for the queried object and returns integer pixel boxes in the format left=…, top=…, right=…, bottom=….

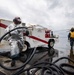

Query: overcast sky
left=0, top=0, right=74, bottom=53
left=0, top=0, right=74, bottom=30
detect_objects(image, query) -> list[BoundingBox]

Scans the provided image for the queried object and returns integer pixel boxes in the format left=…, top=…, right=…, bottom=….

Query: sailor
left=68, top=27, right=74, bottom=50
left=4, top=17, right=29, bottom=66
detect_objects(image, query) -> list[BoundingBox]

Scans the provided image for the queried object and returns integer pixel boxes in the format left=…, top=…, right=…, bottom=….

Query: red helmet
left=13, top=17, right=21, bottom=24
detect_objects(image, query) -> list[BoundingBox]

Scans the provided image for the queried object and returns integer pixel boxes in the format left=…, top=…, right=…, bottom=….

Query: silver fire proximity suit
left=5, top=23, right=26, bottom=58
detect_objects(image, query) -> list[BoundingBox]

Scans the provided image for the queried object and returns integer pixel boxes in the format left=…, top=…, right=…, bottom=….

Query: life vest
left=70, top=32, right=74, bottom=38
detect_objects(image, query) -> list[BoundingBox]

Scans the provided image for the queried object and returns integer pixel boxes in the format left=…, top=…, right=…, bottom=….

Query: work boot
left=71, top=46, right=73, bottom=50
left=11, top=60, right=16, bottom=67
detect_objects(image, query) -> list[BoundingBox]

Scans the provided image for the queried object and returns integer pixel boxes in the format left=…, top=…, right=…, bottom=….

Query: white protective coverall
left=5, top=23, right=26, bottom=58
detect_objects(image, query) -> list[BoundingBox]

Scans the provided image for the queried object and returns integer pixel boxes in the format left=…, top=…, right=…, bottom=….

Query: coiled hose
left=12, top=57, right=74, bottom=75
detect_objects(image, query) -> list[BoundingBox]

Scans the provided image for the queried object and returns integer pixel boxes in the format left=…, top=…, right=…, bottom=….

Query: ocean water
left=54, top=30, right=70, bottom=56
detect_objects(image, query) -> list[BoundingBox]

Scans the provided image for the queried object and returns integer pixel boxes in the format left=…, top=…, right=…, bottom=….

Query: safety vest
left=70, top=32, right=74, bottom=38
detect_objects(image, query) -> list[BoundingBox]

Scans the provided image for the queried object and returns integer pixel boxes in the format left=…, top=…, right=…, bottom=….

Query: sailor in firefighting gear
left=68, top=27, right=74, bottom=50
left=4, top=17, right=29, bottom=59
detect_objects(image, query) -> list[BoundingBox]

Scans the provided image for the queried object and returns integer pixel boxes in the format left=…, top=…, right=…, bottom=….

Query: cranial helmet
left=13, top=17, right=21, bottom=24
left=70, top=27, right=74, bottom=32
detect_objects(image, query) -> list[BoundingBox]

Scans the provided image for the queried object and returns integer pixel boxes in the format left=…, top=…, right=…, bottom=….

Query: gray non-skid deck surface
left=0, top=45, right=71, bottom=75
left=0, top=51, right=50, bottom=75
left=0, top=52, right=71, bottom=75
left=0, top=56, right=30, bottom=75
